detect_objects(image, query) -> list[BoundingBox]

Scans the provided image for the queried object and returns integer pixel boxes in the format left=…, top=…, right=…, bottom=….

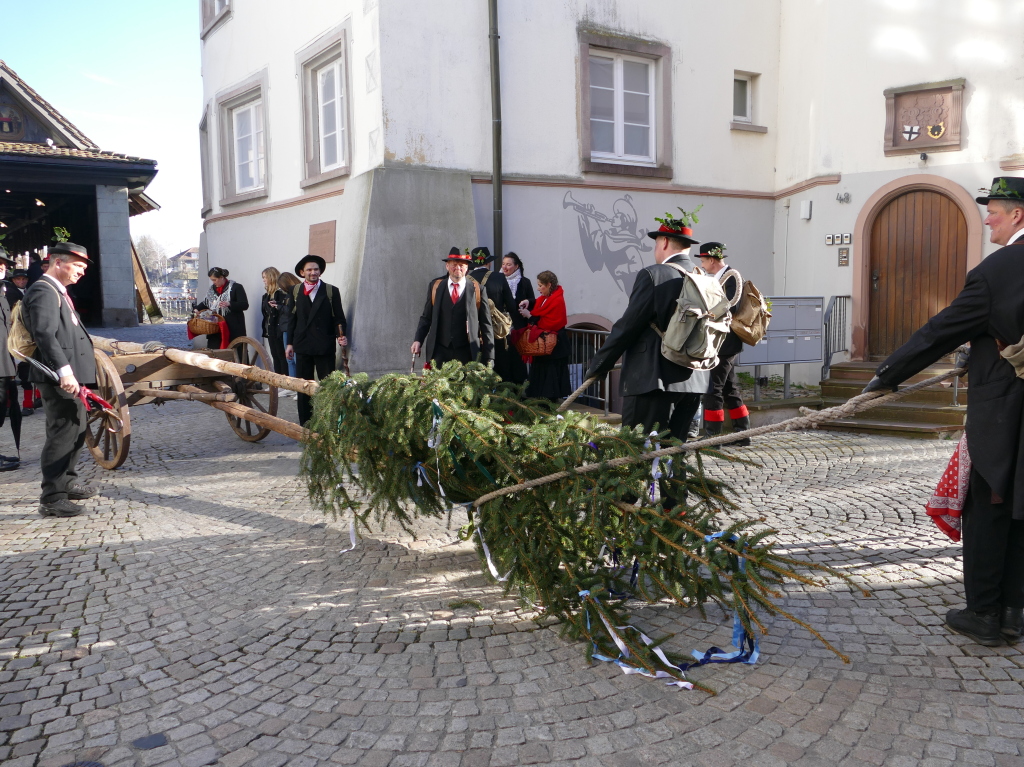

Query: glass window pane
left=623, top=92, right=649, bottom=125
left=623, top=60, right=649, bottom=94
left=624, top=124, right=649, bottom=157
left=324, top=136, right=338, bottom=167
left=590, top=86, right=614, bottom=121
left=234, top=107, right=251, bottom=139
left=322, top=102, right=337, bottom=136
left=591, top=120, right=614, bottom=153
left=733, top=79, right=748, bottom=118
left=321, top=67, right=336, bottom=107
left=589, top=55, right=613, bottom=89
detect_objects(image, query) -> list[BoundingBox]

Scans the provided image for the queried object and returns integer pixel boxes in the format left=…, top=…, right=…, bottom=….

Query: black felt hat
left=295, top=254, right=327, bottom=273
left=698, top=241, right=727, bottom=259
left=646, top=223, right=699, bottom=246
left=976, top=177, right=1024, bottom=205
left=442, top=247, right=473, bottom=264
left=49, top=241, right=91, bottom=262
left=0, top=249, right=13, bottom=267
left=470, top=246, right=494, bottom=265
left=12, top=269, right=28, bottom=278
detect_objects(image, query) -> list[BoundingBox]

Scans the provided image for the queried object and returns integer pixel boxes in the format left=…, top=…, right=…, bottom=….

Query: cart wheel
left=85, top=350, right=132, bottom=470
left=226, top=336, right=279, bottom=442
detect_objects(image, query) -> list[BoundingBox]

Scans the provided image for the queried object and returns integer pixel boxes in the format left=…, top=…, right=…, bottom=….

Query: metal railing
left=157, top=299, right=195, bottom=320
left=564, top=327, right=616, bottom=415
left=821, top=295, right=851, bottom=380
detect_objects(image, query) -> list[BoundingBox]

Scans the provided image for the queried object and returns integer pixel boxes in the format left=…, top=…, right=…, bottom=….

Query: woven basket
left=513, top=331, right=558, bottom=357
left=188, top=314, right=223, bottom=336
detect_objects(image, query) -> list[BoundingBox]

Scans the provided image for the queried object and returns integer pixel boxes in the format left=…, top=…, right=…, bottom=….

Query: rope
left=473, top=367, right=966, bottom=509
left=558, top=377, right=598, bottom=412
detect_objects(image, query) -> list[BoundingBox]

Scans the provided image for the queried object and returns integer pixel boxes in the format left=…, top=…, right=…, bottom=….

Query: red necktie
left=451, top=283, right=459, bottom=304
left=64, top=291, right=79, bottom=326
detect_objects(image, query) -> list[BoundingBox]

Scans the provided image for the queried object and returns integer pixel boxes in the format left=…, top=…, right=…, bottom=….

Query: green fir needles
left=301, top=362, right=859, bottom=690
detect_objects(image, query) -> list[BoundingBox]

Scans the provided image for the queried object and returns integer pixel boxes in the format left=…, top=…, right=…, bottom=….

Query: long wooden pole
left=178, top=385, right=310, bottom=441
left=144, top=388, right=238, bottom=403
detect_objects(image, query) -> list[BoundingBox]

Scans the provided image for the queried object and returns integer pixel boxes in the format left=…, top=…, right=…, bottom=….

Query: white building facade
left=198, top=0, right=1024, bottom=380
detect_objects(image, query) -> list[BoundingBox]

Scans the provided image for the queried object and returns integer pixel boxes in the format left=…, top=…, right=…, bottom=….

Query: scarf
left=204, top=280, right=234, bottom=312
left=925, top=434, right=969, bottom=542
left=506, top=268, right=522, bottom=296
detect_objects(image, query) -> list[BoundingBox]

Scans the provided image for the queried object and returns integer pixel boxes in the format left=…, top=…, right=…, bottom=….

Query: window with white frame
left=201, top=0, right=231, bottom=37
left=589, top=51, right=655, bottom=164
left=232, top=100, right=265, bottom=193
left=317, top=59, right=346, bottom=172
left=733, top=74, right=752, bottom=123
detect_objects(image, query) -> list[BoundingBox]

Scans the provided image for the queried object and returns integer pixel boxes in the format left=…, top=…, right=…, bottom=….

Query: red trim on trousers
left=704, top=409, right=725, bottom=422
left=729, top=406, right=749, bottom=418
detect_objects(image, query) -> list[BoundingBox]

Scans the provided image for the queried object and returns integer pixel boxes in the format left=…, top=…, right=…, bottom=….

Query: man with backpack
left=698, top=242, right=751, bottom=446
left=468, top=246, right=517, bottom=380
left=412, top=248, right=494, bottom=370
left=584, top=215, right=705, bottom=446
left=283, top=254, right=347, bottom=426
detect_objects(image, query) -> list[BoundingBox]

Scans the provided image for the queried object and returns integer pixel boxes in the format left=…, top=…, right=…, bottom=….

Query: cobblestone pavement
left=2, top=375, right=1023, bottom=766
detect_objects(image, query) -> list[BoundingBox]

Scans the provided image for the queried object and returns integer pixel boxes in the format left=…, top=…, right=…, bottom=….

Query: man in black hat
left=412, top=248, right=494, bottom=369
left=584, top=215, right=704, bottom=457
left=469, top=247, right=518, bottom=381
left=21, top=242, right=98, bottom=516
left=282, top=255, right=347, bottom=427
left=0, top=248, right=20, bottom=471
left=863, top=176, right=1024, bottom=646
left=697, top=242, right=750, bottom=446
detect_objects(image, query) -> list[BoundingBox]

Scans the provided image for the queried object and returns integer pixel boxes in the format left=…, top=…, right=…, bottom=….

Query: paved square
left=2, top=366, right=1022, bottom=766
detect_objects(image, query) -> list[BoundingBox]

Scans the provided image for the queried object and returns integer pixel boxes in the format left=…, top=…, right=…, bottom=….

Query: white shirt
left=41, top=274, right=79, bottom=378
left=1008, top=228, right=1024, bottom=246
left=447, top=276, right=467, bottom=299
left=302, top=279, right=321, bottom=302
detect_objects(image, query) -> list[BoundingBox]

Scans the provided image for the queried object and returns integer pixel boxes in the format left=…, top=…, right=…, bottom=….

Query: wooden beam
left=164, top=348, right=320, bottom=396
left=178, top=385, right=309, bottom=441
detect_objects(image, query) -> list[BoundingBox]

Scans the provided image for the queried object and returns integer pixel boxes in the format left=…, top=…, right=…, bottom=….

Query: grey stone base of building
left=100, top=308, right=139, bottom=327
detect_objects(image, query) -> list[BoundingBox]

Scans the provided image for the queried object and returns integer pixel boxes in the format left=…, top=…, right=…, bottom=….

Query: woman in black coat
left=498, top=252, right=535, bottom=385
left=194, top=267, right=249, bottom=349
left=260, top=267, right=289, bottom=375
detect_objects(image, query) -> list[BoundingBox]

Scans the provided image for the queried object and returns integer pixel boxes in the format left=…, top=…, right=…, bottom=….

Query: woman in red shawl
left=516, top=270, right=571, bottom=400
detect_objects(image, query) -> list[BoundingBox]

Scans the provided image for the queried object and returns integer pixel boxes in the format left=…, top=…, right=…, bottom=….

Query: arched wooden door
left=868, top=189, right=968, bottom=358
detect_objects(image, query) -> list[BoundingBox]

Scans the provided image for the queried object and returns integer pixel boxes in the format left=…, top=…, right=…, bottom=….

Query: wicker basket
left=188, top=314, right=223, bottom=336
left=513, top=330, right=558, bottom=357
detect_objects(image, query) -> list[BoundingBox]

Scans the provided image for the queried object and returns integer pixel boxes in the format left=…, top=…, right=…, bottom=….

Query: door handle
left=871, top=270, right=880, bottom=291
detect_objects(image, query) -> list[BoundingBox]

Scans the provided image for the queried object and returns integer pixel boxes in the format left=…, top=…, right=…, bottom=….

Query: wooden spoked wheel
left=225, top=336, right=279, bottom=442
left=85, top=350, right=132, bottom=470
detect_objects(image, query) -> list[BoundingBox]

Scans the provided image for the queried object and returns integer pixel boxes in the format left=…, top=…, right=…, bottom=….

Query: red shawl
left=925, top=434, right=969, bottom=542
left=526, top=285, right=566, bottom=338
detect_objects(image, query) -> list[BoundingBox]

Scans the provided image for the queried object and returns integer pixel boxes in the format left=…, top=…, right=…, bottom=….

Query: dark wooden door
left=868, top=189, right=968, bottom=358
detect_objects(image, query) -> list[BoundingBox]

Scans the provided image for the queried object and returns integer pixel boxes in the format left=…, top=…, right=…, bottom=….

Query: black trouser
left=430, top=343, right=472, bottom=367
left=962, top=469, right=1024, bottom=611
left=267, top=334, right=288, bottom=376
left=295, top=353, right=336, bottom=426
left=703, top=353, right=744, bottom=414
left=622, top=391, right=703, bottom=442
left=38, top=384, right=87, bottom=503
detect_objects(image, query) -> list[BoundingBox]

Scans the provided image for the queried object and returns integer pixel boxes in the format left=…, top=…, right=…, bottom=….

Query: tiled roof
left=0, top=60, right=97, bottom=149
left=0, top=141, right=156, bottom=165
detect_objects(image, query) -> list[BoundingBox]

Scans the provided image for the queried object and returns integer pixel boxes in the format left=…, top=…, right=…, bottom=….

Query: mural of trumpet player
left=564, top=191, right=653, bottom=294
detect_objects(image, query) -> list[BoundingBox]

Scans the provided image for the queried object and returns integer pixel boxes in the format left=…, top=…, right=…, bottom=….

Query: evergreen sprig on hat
left=51, top=226, right=71, bottom=243
left=655, top=205, right=703, bottom=232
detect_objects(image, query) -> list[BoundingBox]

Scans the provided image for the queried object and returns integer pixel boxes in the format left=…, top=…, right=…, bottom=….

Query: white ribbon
left=339, top=516, right=358, bottom=555
left=473, top=508, right=511, bottom=582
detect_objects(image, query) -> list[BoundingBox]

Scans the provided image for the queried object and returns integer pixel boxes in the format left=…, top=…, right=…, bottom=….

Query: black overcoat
left=21, top=277, right=96, bottom=385
left=281, top=281, right=348, bottom=356
left=508, top=275, right=536, bottom=330
left=875, top=240, right=1024, bottom=519
left=261, top=289, right=288, bottom=339
left=414, top=277, right=494, bottom=364
left=585, top=253, right=698, bottom=397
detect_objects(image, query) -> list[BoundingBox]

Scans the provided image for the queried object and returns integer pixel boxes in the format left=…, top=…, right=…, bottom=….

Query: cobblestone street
left=2, top=377, right=1022, bottom=767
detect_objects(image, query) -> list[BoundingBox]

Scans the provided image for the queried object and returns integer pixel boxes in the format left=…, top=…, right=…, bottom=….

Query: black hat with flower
left=442, top=247, right=474, bottom=264
left=647, top=205, right=702, bottom=246
left=976, top=177, right=1024, bottom=205
left=698, top=241, right=727, bottom=259
left=470, top=246, right=494, bottom=265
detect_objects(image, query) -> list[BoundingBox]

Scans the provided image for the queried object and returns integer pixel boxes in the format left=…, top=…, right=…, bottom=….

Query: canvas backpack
left=478, top=271, right=512, bottom=340
left=729, top=278, right=772, bottom=346
left=649, top=263, right=732, bottom=370
left=6, top=279, right=61, bottom=362
left=291, top=282, right=338, bottom=325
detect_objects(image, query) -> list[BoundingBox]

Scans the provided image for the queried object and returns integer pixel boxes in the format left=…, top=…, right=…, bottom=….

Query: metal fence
left=821, top=295, right=851, bottom=380
left=157, top=299, right=194, bottom=320
left=564, top=327, right=616, bottom=415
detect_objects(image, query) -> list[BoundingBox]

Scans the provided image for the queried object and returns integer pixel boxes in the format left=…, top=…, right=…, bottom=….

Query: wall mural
left=563, top=191, right=652, bottom=293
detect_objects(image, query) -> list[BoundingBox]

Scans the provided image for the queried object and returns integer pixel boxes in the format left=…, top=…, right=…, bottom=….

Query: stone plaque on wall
left=884, top=79, right=965, bottom=156
left=308, top=220, right=337, bottom=263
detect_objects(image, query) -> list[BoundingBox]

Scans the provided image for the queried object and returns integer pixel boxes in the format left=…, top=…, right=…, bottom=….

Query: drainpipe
left=488, top=0, right=502, bottom=262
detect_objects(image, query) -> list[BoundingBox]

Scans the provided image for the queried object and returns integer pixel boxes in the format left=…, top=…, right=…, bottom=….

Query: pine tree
left=301, top=362, right=856, bottom=690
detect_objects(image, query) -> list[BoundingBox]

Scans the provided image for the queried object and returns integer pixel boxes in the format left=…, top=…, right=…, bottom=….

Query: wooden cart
left=86, top=335, right=310, bottom=469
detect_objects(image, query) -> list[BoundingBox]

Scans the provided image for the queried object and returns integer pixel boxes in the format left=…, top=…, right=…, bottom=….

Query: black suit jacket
left=21, top=276, right=96, bottom=385
left=414, top=277, right=494, bottom=364
left=0, top=287, right=14, bottom=378
left=876, top=240, right=1024, bottom=518
left=585, top=253, right=697, bottom=397
left=282, top=281, right=347, bottom=357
